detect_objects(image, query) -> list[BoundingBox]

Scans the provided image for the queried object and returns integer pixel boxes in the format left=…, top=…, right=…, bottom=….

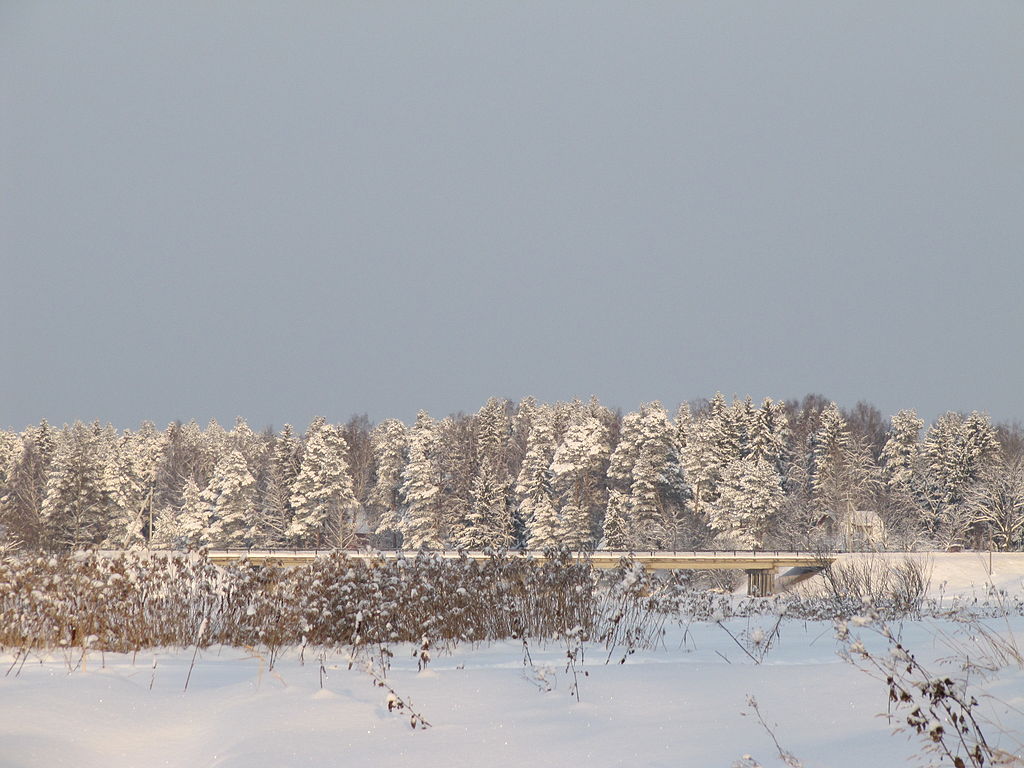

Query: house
left=840, top=509, right=886, bottom=550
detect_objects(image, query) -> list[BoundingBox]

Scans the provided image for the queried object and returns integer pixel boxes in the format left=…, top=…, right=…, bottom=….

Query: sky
left=2, top=1, right=1023, bottom=432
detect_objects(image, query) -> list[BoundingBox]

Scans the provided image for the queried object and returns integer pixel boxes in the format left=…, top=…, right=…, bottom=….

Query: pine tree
left=807, top=402, right=881, bottom=545
left=286, top=421, right=357, bottom=548
left=202, top=449, right=258, bottom=547
left=629, top=441, right=668, bottom=548
left=451, top=398, right=514, bottom=548
left=0, top=430, right=19, bottom=486
left=230, top=417, right=267, bottom=470
left=102, top=429, right=145, bottom=548
left=961, top=411, right=1000, bottom=485
left=726, top=396, right=757, bottom=460
left=607, top=410, right=643, bottom=490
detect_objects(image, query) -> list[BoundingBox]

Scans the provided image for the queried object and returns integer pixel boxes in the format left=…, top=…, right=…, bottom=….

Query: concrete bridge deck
left=205, top=550, right=834, bottom=595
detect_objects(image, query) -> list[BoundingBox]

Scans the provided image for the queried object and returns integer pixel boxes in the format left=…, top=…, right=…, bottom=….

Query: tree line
left=1, top=394, right=1022, bottom=553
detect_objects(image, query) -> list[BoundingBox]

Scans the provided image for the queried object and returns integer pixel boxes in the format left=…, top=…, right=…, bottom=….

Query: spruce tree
left=810, top=402, right=852, bottom=514
left=608, top=403, right=690, bottom=549
left=204, top=449, right=258, bottom=548
left=880, top=410, right=923, bottom=490
left=263, top=424, right=300, bottom=545
left=104, top=423, right=166, bottom=547
left=551, top=415, right=610, bottom=550
left=708, top=457, right=783, bottom=549
left=399, top=412, right=445, bottom=549
left=456, top=456, right=514, bottom=549
left=750, top=398, right=790, bottom=479
left=0, top=426, right=51, bottom=549
left=682, top=393, right=738, bottom=518
left=369, top=418, right=409, bottom=545
left=172, top=478, right=210, bottom=549
left=41, top=422, right=109, bottom=550
left=922, top=411, right=1000, bottom=547
left=286, top=421, right=357, bottom=548
left=475, top=397, right=512, bottom=472
left=516, top=407, right=562, bottom=549
left=601, top=489, right=633, bottom=549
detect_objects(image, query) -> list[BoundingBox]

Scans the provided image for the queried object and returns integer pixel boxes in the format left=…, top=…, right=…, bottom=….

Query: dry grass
left=0, top=550, right=681, bottom=655
left=796, top=554, right=933, bottom=618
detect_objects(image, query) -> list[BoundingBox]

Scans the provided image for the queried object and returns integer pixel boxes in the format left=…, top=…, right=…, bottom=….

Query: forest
left=1, top=394, right=1021, bottom=554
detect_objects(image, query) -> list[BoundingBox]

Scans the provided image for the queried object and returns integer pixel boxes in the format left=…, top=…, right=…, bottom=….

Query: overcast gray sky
left=2, top=1, right=1022, bottom=431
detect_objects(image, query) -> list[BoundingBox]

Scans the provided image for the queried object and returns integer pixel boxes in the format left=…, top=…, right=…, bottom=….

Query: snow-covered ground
left=3, top=555, right=1024, bottom=768
left=828, top=551, right=1024, bottom=599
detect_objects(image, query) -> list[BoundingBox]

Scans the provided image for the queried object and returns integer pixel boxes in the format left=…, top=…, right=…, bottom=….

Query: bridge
left=205, top=550, right=834, bottom=596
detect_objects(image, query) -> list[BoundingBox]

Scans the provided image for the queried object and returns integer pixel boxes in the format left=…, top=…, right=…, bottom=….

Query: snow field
left=2, top=615, right=1023, bottom=768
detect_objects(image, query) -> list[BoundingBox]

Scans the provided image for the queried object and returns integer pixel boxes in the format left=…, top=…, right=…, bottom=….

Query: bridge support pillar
left=746, top=569, right=776, bottom=596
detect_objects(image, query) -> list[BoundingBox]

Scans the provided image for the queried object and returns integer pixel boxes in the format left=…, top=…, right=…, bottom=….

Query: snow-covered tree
left=456, top=456, right=514, bottom=549
left=516, top=407, right=562, bottom=549
left=806, top=402, right=882, bottom=542
left=601, top=489, right=633, bottom=549
left=447, top=399, right=515, bottom=549
left=399, top=412, right=445, bottom=549
left=103, top=423, right=167, bottom=548
left=0, top=430, right=19, bottom=486
left=922, top=412, right=1000, bottom=506
left=41, top=423, right=109, bottom=550
left=921, top=411, right=1000, bottom=547
left=681, top=393, right=741, bottom=518
left=551, top=415, right=610, bottom=550
left=880, top=410, right=924, bottom=490
left=230, top=417, right=267, bottom=470
left=368, top=418, right=409, bottom=545
left=286, top=421, right=357, bottom=548
left=0, top=423, right=54, bottom=549
left=511, top=396, right=538, bottom=471
left=262, top=424, right=300, bottom=545
left=475, top=397, right=512, bottom=472
left=606, top=403, right=689, bottom=549
left=750, top=398, right=790, bottom=479
left=726, top=396, right=756, bottom=460
left=153, top=477, right=208, bottom=549
left=674, top=402, right=693, bottom=457
left=607, top=410, right=643, bottom=489
left=203, top=449, right=258, bottom=548
left=964, top=456, right=1024, bottom=551
left=708, top=458, right=783, bottom=549
left=810, top=403, right=850, bottom=503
